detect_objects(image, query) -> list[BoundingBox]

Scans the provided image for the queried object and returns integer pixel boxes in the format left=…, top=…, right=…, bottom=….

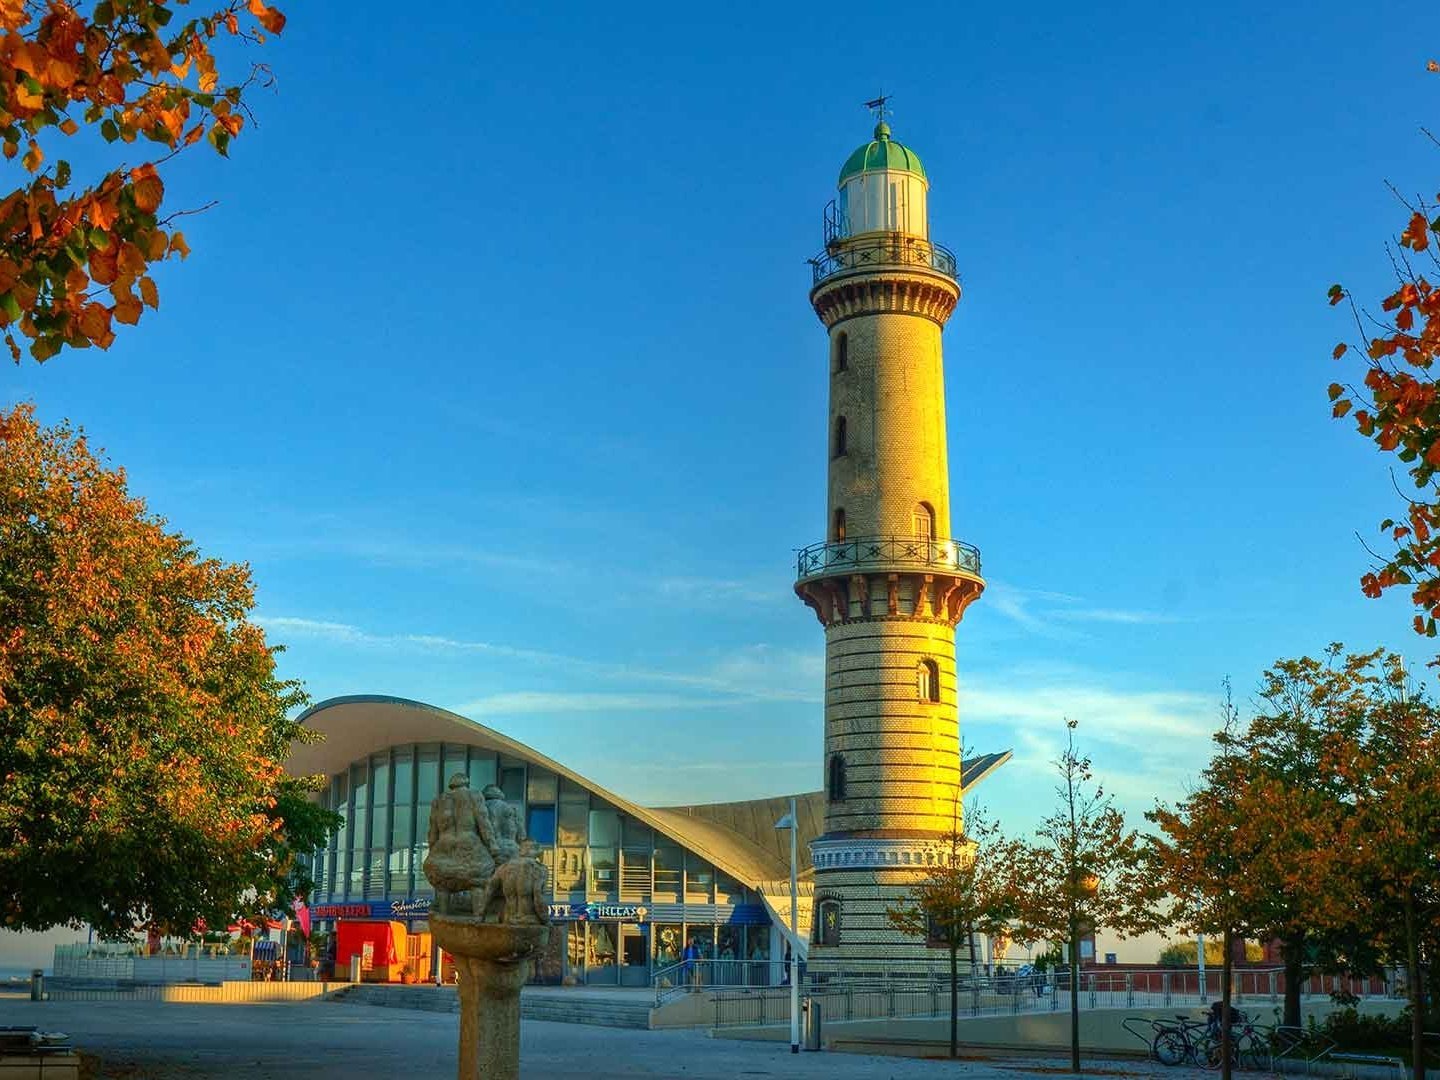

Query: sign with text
left=547, top=903, right=649, bottom=923
left=311, top=898, right=432, bottom=921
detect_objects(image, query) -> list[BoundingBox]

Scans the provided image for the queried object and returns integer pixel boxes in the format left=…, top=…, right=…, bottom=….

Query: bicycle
left=1151, top=1015, right=1215, bottom=1067
left=1202, top=1016, right=1271, bottom=1072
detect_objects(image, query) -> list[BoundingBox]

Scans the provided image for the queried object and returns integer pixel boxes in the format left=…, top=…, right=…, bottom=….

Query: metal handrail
left=795, top=535, right=981, bottom=582
left=810, top=235, right=957, bottom=286
left=651, top=957, right=780, bottom=1006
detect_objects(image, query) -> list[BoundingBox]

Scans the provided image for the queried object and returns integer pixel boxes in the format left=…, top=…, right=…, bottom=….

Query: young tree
left=886, top=806, right=1018, bottom=1059
left=1006, top=720, right=1161, bottom=1074
left=1330, top=663, right=1440, bottom=1080
left=0, top=404, right=334, bottom=936
left=1150, top=695, right=1272, bottom=1080
left=0, top=1, right=285, bottom=363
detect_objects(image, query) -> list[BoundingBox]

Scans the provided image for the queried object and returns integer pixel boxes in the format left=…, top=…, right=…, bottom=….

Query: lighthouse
left=794, top=115, right=985, bottom=975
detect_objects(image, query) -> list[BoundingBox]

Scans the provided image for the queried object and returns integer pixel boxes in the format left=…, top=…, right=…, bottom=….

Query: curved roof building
left=289, top=695, right=1009, bottom=987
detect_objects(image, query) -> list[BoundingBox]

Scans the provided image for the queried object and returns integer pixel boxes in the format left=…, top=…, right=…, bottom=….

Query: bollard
left=30, top=968, right=44, bottom=1001
left=349, top=954, right=362, bottom=983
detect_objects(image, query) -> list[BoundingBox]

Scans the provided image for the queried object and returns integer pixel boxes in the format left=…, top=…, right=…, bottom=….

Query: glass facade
left=308, top=741, right=774, bottom=986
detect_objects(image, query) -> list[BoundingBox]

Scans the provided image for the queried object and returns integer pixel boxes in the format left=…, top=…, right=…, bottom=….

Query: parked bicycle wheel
left=1235, top=1031, right=1269, bottom=1071
left=1153, top=1029, right=1188, bottom=1066
left=1201, top=1034, right=1225, bottom=1071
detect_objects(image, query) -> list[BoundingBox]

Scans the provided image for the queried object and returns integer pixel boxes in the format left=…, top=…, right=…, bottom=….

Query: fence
left=653, top=959, right=780, bottom=1004
left=711, top=969, right=1402, bottom=1029
left=53, top=944, right=250, bottom=984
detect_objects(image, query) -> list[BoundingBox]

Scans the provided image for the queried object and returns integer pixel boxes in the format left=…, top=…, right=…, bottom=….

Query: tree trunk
left=949, top=938, right=959, bottom=1059
left=1069, top=917, right=1081, bottom=1074
left=1280, top=932, right=1306, bottom=1029
left=1405, top=887, right=1423, bottom=1080
left=1221, top=928, right=1234, bottom=1080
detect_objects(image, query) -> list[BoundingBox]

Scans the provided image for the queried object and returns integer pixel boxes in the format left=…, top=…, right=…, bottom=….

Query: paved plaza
left=0, top=994, right=1219, bottom=1079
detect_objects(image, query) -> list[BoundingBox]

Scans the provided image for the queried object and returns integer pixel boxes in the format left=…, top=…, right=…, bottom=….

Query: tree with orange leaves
left=0, top=404, right=335, bottom=935
left=0, top=0, right=285, bottom=363
left=1005, top=720, right=1162, bottom=1075
left=1153, top=655, right=1439, bottom=1080
left=1327, top=62, right=1440, bottom=635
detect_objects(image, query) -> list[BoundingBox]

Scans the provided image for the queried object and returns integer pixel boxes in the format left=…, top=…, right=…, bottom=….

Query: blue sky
left=6, top=0, right=1438, bottom=838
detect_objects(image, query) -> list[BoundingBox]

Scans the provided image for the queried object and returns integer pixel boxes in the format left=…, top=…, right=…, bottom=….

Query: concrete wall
left=721, top=1000, right=1409, bottom=1056
left=45, top=981, right=332, bottom=1004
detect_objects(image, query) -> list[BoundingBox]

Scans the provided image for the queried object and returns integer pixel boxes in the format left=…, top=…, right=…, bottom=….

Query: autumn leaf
left=0, top=2, right=286, bottom=364
left=1333, top=343, right=1348, bottom=360
left=1400, top=212, right=1430, bottom=252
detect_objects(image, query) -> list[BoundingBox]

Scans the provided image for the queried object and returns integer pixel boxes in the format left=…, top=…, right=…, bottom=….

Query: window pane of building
left=350, top=762, right=369, bottom=895
left=527, top=769, right=558, bottom=805
left=554, top=847, right=585, bottom=893
left=654, top=845, right=682, bottom=900
left=467, top=753, right=497, bottom=793
left=392, top=749, right=414, bottom=804
left=715, top=871, right=744, bottom=904
left=589, top=847, right=616, bottom=895
left=587, top=809, right=620, bottom=848
left=500, top=765, right=525, bottom=804
left=685, top=854, right=714, bottom=900
left=416, top=745, right=441, bottom=805
left=621, top=816, right=652, bottom=848
left=557, top=781, right=588, bottom=846
left=619, top=849, right=649, bottom=901
left=390, top=750, right=413, bottom=895
left=526, top=805, right=556, bottom=847
left=443, top=744, right=468, bottom=785
left=413, top=803, right=430, bottom=886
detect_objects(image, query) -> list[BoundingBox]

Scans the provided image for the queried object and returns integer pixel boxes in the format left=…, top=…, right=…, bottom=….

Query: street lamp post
left=775, top=797, right=799, bottom=1054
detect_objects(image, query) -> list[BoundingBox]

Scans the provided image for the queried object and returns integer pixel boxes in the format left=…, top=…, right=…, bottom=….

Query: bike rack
left=1121, top=1016, right=1163, bottom=1058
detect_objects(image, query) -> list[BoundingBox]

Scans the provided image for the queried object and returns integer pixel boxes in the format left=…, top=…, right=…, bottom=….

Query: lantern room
left=831, top=121, right=929, bottom=241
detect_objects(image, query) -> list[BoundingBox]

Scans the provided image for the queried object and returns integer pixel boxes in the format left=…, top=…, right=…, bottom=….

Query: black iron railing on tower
left=795, top=535, right=981, bottom=582
left=810, top=236, right=957, bottom=286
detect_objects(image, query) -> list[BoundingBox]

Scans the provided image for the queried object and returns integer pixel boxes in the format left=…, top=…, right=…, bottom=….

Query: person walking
left=682, top=938, right=702, bottom=991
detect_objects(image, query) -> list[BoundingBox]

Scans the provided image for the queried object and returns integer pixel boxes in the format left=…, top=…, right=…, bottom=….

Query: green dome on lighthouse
left=837, top=121, right=927, bottom=186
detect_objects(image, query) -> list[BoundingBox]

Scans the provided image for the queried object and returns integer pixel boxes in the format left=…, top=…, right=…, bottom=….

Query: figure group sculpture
left=422, top=774, right=549, bottom=927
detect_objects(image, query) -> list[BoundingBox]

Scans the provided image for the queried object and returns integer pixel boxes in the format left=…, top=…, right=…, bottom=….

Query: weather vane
left=863, top=93, right=891, bottom=123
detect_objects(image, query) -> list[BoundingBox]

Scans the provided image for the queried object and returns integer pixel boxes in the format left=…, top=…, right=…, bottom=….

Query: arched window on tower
left=913, top=501, right=935, bottom=541
left=833, top=416, right=847, bottom=459
left=828, top=754, right=846, bottom=801
left=918, top=659, right=940, bottom=703
left=833, top=332, right=848, bottom=373
left=833, top=508, right=846, bottom=542
left=815, top=898, right=841, bottom=946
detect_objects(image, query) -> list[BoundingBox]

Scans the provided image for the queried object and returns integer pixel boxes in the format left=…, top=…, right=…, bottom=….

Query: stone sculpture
left=480, top=839, right=548, bottom=926
left=422, top=773, right=497, bottom=916
left=423, top=782, right=549, bottom=1080
left=482, top=783, right=526, bottom=863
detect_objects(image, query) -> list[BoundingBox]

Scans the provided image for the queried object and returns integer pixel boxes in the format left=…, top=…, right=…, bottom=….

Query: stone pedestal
left=431, top=915, right=549, bottom=1080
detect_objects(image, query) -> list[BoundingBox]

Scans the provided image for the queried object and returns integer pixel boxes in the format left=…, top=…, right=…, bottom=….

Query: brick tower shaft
left=795, top=119, right=984, bottom=976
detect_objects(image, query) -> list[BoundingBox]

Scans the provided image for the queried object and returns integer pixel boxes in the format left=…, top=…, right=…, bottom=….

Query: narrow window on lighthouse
left=913, top=502, right=935, bottom=541
left=816, top=899, right=841, bottom=946
left=833, top=508, right=846, bottom=542
left=833, top=416, right=847, bottom=458
left=918, top=660, right=940, bottom=703
left=828, top=754, right=847, bottom=801
left=833, top=332, right=847, bottom=373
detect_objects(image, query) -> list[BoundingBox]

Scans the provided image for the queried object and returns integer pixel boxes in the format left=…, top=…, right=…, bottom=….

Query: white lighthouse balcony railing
left=795, top=535, right=981, bottom=583
left=810, top=236, right=957, bottom=286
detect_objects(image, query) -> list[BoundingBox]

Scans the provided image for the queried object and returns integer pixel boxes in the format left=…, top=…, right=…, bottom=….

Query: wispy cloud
left=984, top=583, right=1184, bottom=635
left=963, top=676, right=1214, bottom=748
left=258, top=615, right=822, bottom=706
left=446, top=691, right=734, bottom=716
left=654, top=575, right=776, bottom=606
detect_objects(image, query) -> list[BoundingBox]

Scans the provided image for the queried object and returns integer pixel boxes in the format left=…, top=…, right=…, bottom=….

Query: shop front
left=543, top=902, right=774, bottom=987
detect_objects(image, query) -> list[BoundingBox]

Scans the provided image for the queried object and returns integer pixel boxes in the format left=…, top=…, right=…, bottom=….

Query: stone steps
left=326, top=984, right=654, bottom=1029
